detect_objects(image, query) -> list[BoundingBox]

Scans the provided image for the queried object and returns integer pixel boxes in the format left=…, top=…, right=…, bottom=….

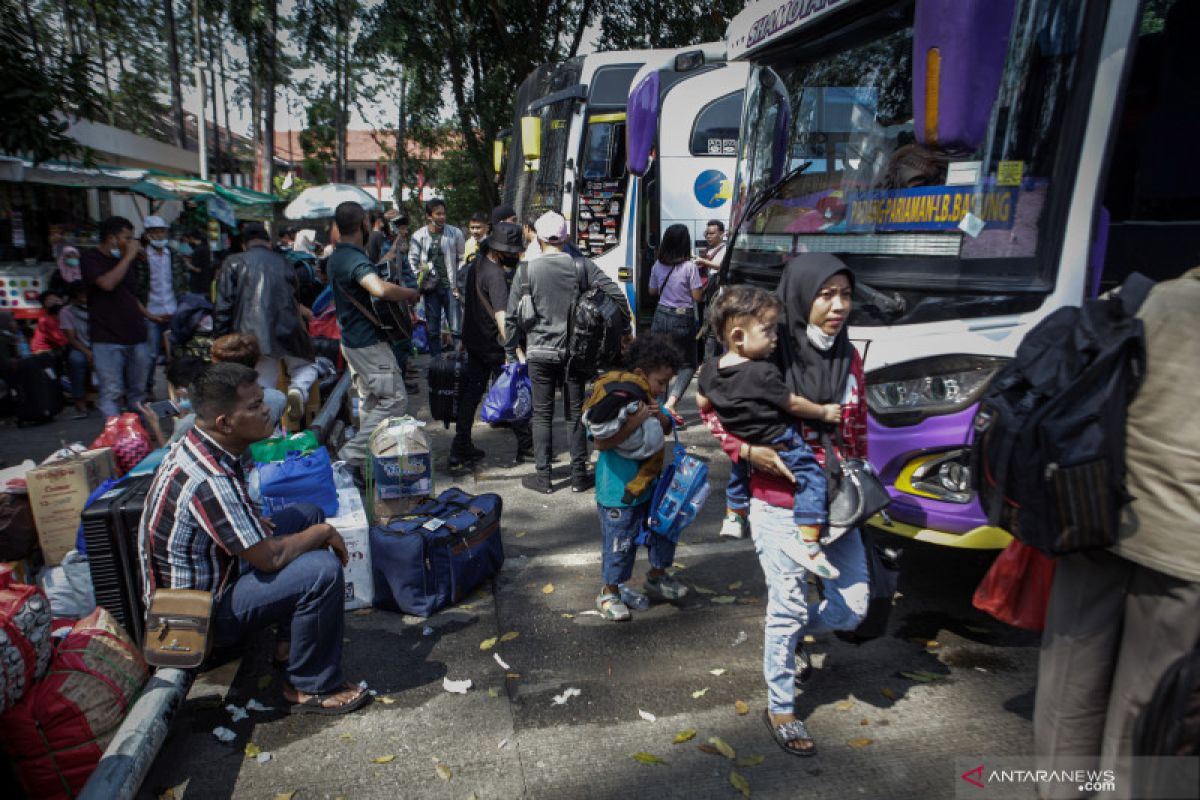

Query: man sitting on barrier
left=139, top=362, right=371, bottom=715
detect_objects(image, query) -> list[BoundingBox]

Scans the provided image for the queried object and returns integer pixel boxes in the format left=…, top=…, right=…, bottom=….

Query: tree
left=595, top=0, right=743, bottom=51
left=163, top=0, right=187, bottom=148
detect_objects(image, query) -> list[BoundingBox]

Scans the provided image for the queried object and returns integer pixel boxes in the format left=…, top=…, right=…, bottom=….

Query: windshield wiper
left=855, top=280, right=908, bottom=323
left=717, top=161, right=813, bottom=284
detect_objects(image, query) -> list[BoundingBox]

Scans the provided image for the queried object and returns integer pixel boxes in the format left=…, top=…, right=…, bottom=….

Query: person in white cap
left=137, top=215, right=189, bottom=396
left=505, top=210, right=631, bottom=494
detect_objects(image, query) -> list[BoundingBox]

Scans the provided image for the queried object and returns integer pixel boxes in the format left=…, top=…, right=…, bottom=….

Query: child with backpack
left=696, top=286, right=842, bottom=579
left=583, top=333, right=686, bottom=621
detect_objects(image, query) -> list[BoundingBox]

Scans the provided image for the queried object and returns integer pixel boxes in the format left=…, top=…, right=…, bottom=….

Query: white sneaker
left=796, top=541, right=840, bottom=581
left=719, top=511, right=749, bottom=539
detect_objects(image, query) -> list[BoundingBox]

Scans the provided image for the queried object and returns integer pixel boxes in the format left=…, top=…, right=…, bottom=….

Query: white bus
left=721, top=0, right=1198, bottom=548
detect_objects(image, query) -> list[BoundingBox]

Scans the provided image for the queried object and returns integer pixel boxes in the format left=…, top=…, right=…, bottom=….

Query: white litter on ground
left=552, top=687, right=581, bottom=706
left=256, top=752, right=272, bottom=764
left=493, top=653, right=511, bottom=670
left=212, top=727, right=236, bottom=743
left=732, top=631, right=748, bottom=647
left=225, top=704, right=248, bottom=723
left=423, top=626, right=435, bottom=636
left=638, top=709, right=657, bottom=722
left=246, top=699, right=273, bottom=713
left=443, top=676, right=473, bottom=694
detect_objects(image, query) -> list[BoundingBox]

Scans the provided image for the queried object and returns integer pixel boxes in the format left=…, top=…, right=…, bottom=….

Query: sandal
left=763, top=708, right=817, bottom=757
left=286, top=682, right=372, bottom=716
left=595, top=592, right=631, bottom=622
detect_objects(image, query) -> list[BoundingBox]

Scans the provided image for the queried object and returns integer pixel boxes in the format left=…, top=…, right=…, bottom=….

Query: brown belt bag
left=143, top=588, right=215, bottom=669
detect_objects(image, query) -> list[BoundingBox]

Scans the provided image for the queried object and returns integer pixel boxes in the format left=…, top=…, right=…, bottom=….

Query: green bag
left=249, top=430, right=320, bottom=464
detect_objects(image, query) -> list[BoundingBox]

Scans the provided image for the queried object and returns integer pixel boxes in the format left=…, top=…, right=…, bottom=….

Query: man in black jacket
left=214, top=223, right=317, bottom=429
left=451, top=222, right=533, bottom=471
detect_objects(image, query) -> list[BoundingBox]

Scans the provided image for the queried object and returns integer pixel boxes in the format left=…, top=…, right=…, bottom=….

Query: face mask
left=499, top=255, right=520, bottom=269
left=110, top=248, right=122, bottom=258
left=46, top=304, right=63, bottom=315
left=64, top=258, right=80, bottom=267
left=178, top=397, right=192, bottom=411
left=150, top=239, right=168, bottom=249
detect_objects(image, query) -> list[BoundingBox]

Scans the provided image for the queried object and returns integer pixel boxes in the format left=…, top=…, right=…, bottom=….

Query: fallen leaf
left=487, top=687, right=499, bottom=697
left=372, top=755, right=396, bottom=764
left=506, top=672, right=521, bottom=679
left=631, top=752, right=666, bottom=766
left=847, top=738, right=874, bottom=748
left=708, top=736, right=736, bottom=760
left=159, top=791, right=176, bottom=800
left=736, top=755, right=765, bottom=768
left=352, top=607, right=373, bottom=616
left=711, top=595, right=737, bottom=604
left=691, top=687, right=709, bottom=699
left=709, top=668, right=727, bottom=676
left=561, top=613, right=575, bottom=619
left=378, top=695, right=396, bottom=705
left=459, top=603, right=474, bottom=610
left=672, top=562, right=687, bottom=570
left=899, top=670, right=946, bottom=683
left=734, top=700, right=750, bottom=715
left=515, top=530, right=527, bottom=538
left=273, top=794, right=296, bottom=800
left=673, top=729, right=697, bottom=744
left=435, top=762, right=452, bottom=781
left=698, top=743, right=725, bottom=756
left=926, top=640, right=940, bottom=649
left=479, top=637, right=498, bottom=651
left=468, top=793, right=480, bottom=800
left=693, top=586, right=716, bottom=595
left=542, top=583, right=555, bottom=594
left=552, top=687, right=581, bottom=705
left=443, top=677, right=473, bottom=694
left=244, top=742, right=261, bottom=759
left=493, top=653, right=511, bottom=670
left=834, top=700, right=854, bottom=711
left=880, top=687, right=897, bottom=700
left=860, top=718, right=870, bottom=726
left=803, top=635, right=816, bottom=644
left=257, top=674, right=272, bottom=691
left=500, top=631, right=519, bottom=642
left=728, top=581, right=743, bottom=590
left=339, top=732, right=353, bottom=740
left=730, top=769, right=752, bottom=798
left=638, top=709, right=657, bottom=722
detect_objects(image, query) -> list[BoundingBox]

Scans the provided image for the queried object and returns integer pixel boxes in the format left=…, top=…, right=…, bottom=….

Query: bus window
left=577, top=121, right=629, bottom=258
left=589, top=65, right=641, bottom=107
left=1100, top=0, right=1200, bottom=288
left=690, top=91, right=744, bottom=156
left=582, top=122, right=627, bottom=180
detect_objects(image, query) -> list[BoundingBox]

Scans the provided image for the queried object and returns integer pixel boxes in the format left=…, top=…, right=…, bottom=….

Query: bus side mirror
left=521, top=116, right=542, bottom=162
left=626, top=72, right=660, bottom=177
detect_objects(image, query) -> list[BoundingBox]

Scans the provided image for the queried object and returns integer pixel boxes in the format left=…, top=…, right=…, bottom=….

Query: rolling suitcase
left=427, top=351, right=466, bottom=429
left=13, top=353, right=63, bottom=424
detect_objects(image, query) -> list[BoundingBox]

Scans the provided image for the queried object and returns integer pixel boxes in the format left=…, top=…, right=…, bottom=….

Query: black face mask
left=498, top=253, right=520, bottom=269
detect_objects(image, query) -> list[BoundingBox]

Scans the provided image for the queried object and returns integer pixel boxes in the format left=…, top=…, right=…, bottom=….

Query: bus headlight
left=866, top=355, right=1007, bottom=426
left=906, top=450, right=974, bottom=503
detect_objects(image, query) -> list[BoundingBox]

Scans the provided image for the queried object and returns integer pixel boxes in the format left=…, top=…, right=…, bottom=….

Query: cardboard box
left=25, top=448, right=115, bottom=566
left=327, top=486, right=373, bottom=610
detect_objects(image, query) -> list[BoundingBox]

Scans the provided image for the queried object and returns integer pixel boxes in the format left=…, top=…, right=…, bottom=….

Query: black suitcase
left=13, top=353, right=63, bottom=424
left=428, top=351, right=466, bottom=429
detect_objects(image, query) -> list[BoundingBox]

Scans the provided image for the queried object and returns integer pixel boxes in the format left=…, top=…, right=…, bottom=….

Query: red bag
left=972, top=539, right=1057, bottom=631
left=0, top=607, right=147, bottom=800
left=0, top=566, right=53, bottom=715
left=90, top=413, right=153, bottom=476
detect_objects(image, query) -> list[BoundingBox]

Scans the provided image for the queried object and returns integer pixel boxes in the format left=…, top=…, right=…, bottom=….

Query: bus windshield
left=729, top=0, right=1092, bottom=325
left=504, top=60, right=582, bottom=221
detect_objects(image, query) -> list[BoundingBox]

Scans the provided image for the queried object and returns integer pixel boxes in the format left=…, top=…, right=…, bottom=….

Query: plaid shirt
left=139, top=426, right=267, bottom=607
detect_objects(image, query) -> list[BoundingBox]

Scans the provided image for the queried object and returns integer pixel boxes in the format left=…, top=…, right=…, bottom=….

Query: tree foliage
left=596, top=0, right=744, bottom=51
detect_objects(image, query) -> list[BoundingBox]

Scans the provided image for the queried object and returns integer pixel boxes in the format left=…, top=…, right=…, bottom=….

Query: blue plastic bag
left=257, top=447, right=339, bottom=517
left=480, top=363, right=533, bottom=424
left=640, top=428, right=710, bottom=544
left=411, top=320, right=429, bottom=354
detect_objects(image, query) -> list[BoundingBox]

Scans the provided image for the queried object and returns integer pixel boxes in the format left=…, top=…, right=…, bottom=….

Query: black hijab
left=776, top=253, right=856, bottom=407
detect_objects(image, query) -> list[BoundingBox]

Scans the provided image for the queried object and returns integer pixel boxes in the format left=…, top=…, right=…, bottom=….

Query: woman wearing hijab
left=701, top=253, right=871, bottom=757
left=56, top=246, right=82, bottom=288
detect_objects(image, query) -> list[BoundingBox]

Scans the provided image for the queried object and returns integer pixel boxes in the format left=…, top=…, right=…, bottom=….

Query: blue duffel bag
left=257, top=447, right=340, bottom=518
left=370, top=488, right=504, bottom=617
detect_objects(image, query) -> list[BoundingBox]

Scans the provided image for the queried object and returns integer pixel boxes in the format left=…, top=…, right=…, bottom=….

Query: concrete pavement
left=136, top=380, right=1040, bottom=800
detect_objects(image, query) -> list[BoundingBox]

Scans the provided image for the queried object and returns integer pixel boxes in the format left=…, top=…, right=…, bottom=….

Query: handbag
left=513, top=262, right=537, bottom=332
left=822, top=430, right=891, bottom=532
left=972, top=539, right=1056, bottom=631
left=481, top=363, right=533, bottom=424
left=143, top=587, right=216, bottom=668
left=642, top=427, right=710, bottom=544
left=257, top=447, right=340, bottom=517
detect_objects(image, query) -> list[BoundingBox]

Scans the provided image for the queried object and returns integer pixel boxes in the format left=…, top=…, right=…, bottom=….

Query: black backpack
left=971, top=273, right=1155, bottom=555
left=566, top=258, right=627, bottom=375
left=1132, top=648, right=1200, bottom=798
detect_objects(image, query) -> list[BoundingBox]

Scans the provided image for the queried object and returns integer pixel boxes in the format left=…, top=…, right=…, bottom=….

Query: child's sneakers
left=719, top=509, right=749, bottom=539
left=795, top=539, right=840, bottom=580
left=596, top=592, right=632, bottom=622
left=644, top=572, right=689, bottom=601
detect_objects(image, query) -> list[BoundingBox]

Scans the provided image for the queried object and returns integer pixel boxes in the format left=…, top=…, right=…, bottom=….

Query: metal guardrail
left=79, top=369, right=352, bottom=799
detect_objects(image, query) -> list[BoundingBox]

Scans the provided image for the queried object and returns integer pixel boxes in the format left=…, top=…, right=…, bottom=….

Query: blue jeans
left=213, top=503, right=346, bottom=694
left=726, top=429, right=827, bottom=526
left=598, top=503, right=677, bottom=586
left=66, top=348, right=89, bottom=401
left=650, top=306, right=696, bottom=402
left=749, top=499, right=870, bottom=714
left=92, top=342, right=150, bottom=418
left=143, top=318, right=166, bottom=393
left=423, top=287, right=459, bottom=357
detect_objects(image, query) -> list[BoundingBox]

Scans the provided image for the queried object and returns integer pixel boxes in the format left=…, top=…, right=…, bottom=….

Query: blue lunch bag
left=257, top=447, right=340, bottom=517
left=370, top=488, right=504, bottom=617
left=642, top=428, right=711, bottom=543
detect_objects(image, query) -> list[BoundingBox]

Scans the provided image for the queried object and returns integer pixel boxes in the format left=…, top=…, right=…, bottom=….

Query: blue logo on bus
left=694, top=170, right=731, bottom=209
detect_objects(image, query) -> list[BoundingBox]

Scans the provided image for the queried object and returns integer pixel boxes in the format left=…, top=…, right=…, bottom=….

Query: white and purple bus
left=721, top=0, right=1199, bottom=548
